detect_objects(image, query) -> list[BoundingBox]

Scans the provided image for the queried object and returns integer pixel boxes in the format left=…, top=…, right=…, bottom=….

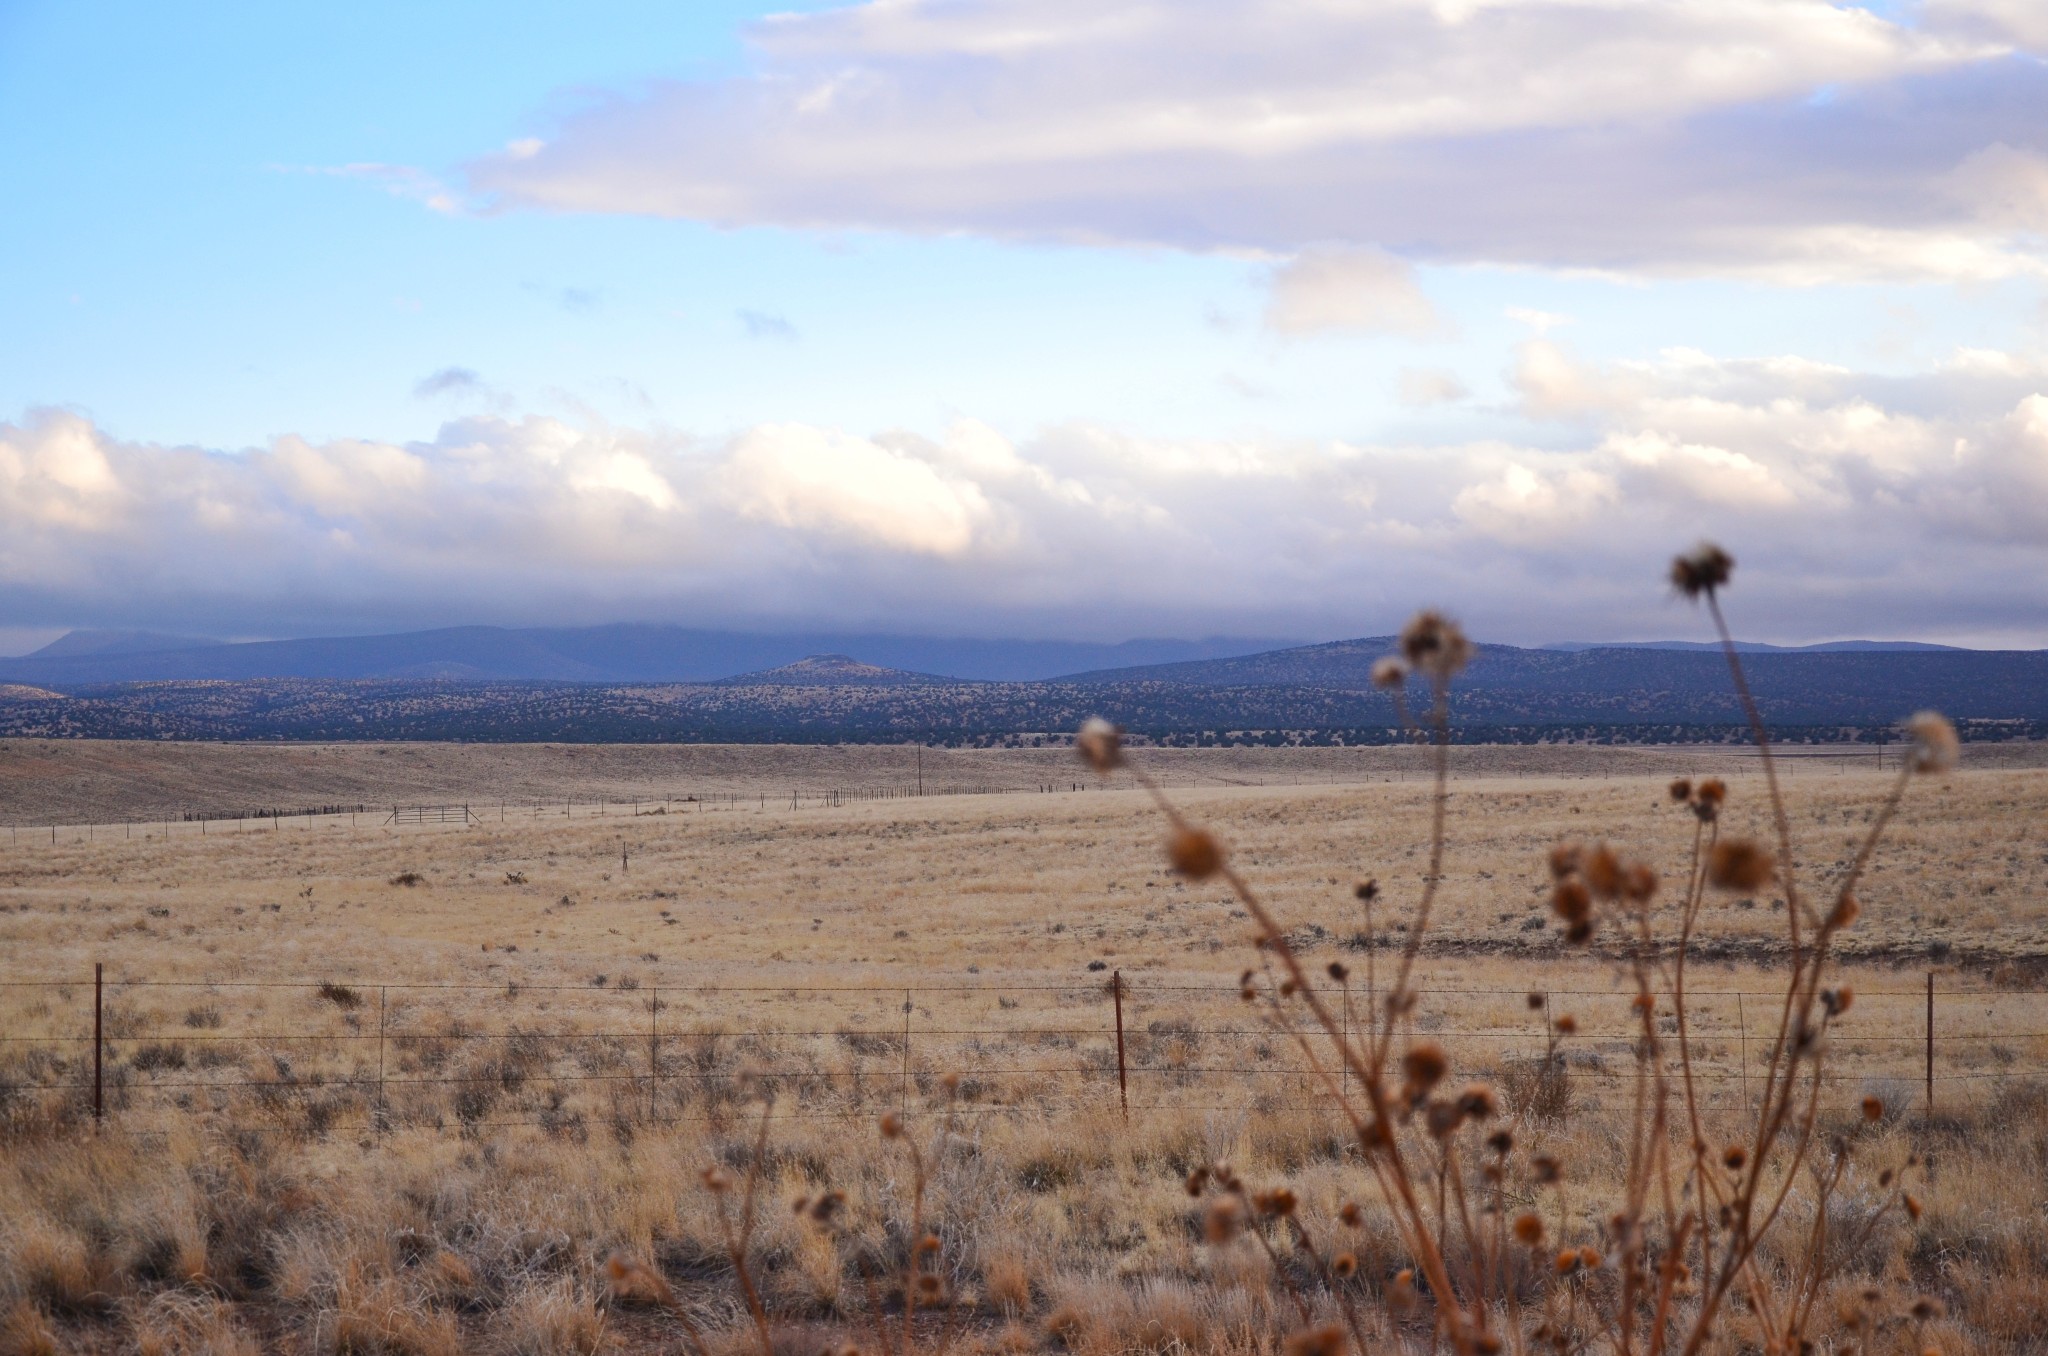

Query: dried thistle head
left=1584, top=844, right=1623, bottom=899
left=1513, top=1213, right=1545, bottom=1246
left=1283, top=1322, right=1347, bottom=1356
left=1828, top=894, right=1861, bottom=930
left=1906, top=711, right=1959, bottom=774
left=1671, top=542, right=1734, bottom=600
left=1399, top=610, right=1472, bottom=680
left=1332, top=1251, right=1358, bottom=1278
left=700, top=1166, right=733, bottom=1193
left=1692, top=777, right=1727, bottom=822
left=1370, top=656, right=1409, bottom=689
left=1400, top=1042, right=1449, bottom=1098
left=1668, top=778, right=1693, bottom=803
left=880, top=1111, right=904, bottom=1140
left=1354, top=878, right=1380, bottom=902
left=1550, top=878, right=1591, bottom=925
left=1862, top=1095, right=1885, bottom=1122
left=1252, top=1187, right=1298, bottom=1217
left=1075, top=718, right=1123, bottom=775
left=1548, top=843, right=1582, bottom=880
left=1202, top=1197, right=1244, bottom=1244
left=1457, top=1084, right=1497, bottom=1120
left=1168, top=826, right=1225, bottom=880
left=1707, top=839, right=1775, bottom=892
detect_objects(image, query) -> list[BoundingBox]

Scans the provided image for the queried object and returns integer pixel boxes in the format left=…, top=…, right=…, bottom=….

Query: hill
left=0, top=626, right=1288, bottom=684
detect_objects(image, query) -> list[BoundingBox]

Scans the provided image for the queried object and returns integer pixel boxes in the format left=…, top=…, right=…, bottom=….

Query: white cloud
left=1264, top=248, right=1444, bottom=336
left=4, top=339, right=2048, bottom=642
left=1398, top=369, right=1469, bottom=406
left=464, top=0, right=2047, bottom=281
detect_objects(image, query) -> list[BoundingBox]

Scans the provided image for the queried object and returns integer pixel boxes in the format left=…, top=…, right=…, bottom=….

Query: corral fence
left=3, top=969, right=2039, bottom=1141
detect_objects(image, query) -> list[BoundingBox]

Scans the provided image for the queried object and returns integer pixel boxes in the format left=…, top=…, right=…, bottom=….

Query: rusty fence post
left=901, top=990, right=912, bottom=1120
left=93, top=962, right=104, bottom=1127
left=1112, top=970, right=1129, bottom=1121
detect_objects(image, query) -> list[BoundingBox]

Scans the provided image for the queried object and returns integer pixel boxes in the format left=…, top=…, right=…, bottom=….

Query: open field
left=3, top=748, right=2047, bottom=1352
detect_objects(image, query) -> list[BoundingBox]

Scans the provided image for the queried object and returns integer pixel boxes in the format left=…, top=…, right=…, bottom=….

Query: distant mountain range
left=0, top=627, right=2042, bottom=744
left=0, top=626, right=1295, bottom=685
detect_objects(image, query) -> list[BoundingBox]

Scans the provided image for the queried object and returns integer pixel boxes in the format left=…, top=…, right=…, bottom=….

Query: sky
left=3, top=0, right=2046, bottom=654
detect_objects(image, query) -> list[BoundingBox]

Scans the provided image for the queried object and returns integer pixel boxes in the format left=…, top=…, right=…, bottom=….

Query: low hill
left=0, top=625, right=1288, bottom=684
left=715, top=655, right=952, bottom=687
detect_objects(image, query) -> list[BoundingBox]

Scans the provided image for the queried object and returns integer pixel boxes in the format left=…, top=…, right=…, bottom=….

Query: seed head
left=1252, top=1187, right=1298, bottom=1217
left=1585, top=844, right=1627, bottom=899
left=880, top=1111, right=904, bottom=1140
left=1283, top=1322, right=1346, bottom=1356
left=1399, top=610, right=1473, bottom=680
left=1326, top=961, right=1350, bottom=982
left=1354, top=878, right=1380, bottom=902
left=1203, top=1197, right=1244, bottom=1244
left=1075, top=718, right=1123, bottom=775
left=1185, top=1167, right=1210, bottom=1197
left=1904, top=1193, right=1923, bottom=1221
left=1693, top=778, right=1726, bottom=822
left=1457, top=1084, right=1497, bottom=1119
left=1332, top=1251, right=1358, bottom=1278
left=1828, top=894, right=1861, bottom=930
left=1531, top=1153, right=1562, bottom=1184
left=1554, top=1015, right=1578, bottom=1036
left=1708, top=840, right=1775, bottom=892
left=1401, top=1042, right=1449, bottom=1094
left=1668, top=778, right=1693, bottom=803
left=1723, top=1144, right=1748, bottom=1171
left=1910, top=1297, right=1944, bottom=1320
left=701, top=1166, right=733, bottom=1193
left=1168, top=827, right=1225, bottom=881
left=1906, top=712, right=1959, bottom=774
left=1371, top=657, right=1409, bottom=689
left=1513, top=1213, right=1545, bottom=1246
left=1862, top=1096, right=1884, bottom=1122
left=1338, top=1201, right=1364, bottom=1227
left=1550, top=878, right=1592, bottom=924
left=1671, top=543, right=1734, bottom=600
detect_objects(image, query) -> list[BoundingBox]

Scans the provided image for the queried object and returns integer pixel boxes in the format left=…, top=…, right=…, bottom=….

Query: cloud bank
left=6, top=342, right=2047, bottom=645
left=468, top=0, right=2048, bottom=282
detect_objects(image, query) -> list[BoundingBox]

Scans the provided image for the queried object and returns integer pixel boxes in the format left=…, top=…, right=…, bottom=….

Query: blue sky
left=3, top=1, right=2047, bottom=651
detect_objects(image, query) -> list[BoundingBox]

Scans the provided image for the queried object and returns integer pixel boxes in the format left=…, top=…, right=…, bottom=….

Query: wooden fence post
left=1112, top=971, right=1129, bottom=1121
left=650, top=984, right=660, bottom=1124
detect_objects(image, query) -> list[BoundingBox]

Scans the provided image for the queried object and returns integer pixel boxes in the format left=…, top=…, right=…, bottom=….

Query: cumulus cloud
left=1264, top=248, right=1444, bottom=336
left=5, top=338, right=2048, bottom=643
left=465, top=0, right=2048, bottom=282
left=413, top=367, right=485, bottom=399
left=738, top=309, right=800, bottom=341
left=1398, top=369, right=1469, bottom=407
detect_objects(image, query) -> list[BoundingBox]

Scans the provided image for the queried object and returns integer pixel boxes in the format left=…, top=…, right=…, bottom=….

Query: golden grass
left=1, top=740, right=2045, bottom=1352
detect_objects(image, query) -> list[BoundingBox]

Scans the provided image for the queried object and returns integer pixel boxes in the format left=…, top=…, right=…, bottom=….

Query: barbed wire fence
left=3, top=970, right=2038, bottom=1142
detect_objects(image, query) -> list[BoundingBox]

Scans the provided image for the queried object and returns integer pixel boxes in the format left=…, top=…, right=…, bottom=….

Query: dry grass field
left=3, top=741, right=2046, bottom=1353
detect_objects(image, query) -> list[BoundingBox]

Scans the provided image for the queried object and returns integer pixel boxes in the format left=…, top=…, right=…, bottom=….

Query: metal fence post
left=1736, top=992, right=1750, bottom=1118
left=1112, top=971, right=1129, bottom=1121
left=901, top=990, right=912, bottom=1119
left=1925, top=972, right=1935, bottom=1120
left=377, top=986, right=388, bottom=1136
left=650, top=984, right=660, bottom=1124
left=93, top=962, right=104, bottom=1127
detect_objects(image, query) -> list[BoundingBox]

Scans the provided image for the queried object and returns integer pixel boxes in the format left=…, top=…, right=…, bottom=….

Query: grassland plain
left=2, top=752, right=2047, bottom=1352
